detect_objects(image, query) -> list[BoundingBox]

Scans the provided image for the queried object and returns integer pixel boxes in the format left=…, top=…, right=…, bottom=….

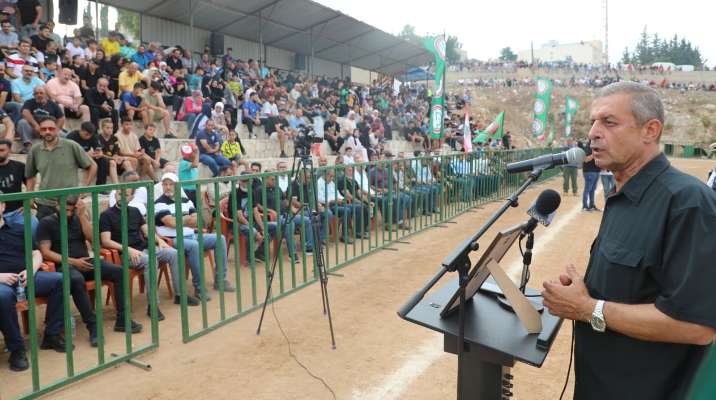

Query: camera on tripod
left=294, top=124, right=323, bottom=156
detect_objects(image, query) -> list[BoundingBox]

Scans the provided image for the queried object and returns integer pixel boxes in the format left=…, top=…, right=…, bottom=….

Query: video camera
left=294, top=124, right=323, bottom=156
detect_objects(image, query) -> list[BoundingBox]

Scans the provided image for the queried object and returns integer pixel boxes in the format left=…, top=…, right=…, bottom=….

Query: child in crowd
left=343, top=146, right=355, bottom=164
left=139, top=123, right=168, bottom=182
left=212, top=101, right=227, bottom=128
left=220, top=128, right=249, bottom=174
left=178, top=144, right=199, bottom=206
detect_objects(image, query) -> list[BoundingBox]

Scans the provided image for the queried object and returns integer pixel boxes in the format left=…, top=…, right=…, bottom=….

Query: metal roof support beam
left=214, top=0, right=283, bottom=31
left=262, top=14, right=341, bottom=47
left=348, top=42, right=404, bottom=63
left=376, top=54, right=427, bottom=71
left=314, top=28, right=375, bottom=56
left=143, top=0, right=175, bottom=14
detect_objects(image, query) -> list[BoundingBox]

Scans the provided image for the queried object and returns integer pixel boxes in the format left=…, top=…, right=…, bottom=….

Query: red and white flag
left=463, top=106, right=473, bottom=154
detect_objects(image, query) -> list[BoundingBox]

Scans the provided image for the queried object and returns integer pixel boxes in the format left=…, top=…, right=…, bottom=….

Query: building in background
left=518, top=40, right=604, bottom=65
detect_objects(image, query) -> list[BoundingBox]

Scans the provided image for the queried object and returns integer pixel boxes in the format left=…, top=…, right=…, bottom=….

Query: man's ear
left=642, top=118, right=663, bottom=144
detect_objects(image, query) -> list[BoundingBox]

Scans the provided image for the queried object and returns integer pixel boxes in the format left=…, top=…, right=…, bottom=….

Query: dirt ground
left=1, top=158, right=712, bottom=400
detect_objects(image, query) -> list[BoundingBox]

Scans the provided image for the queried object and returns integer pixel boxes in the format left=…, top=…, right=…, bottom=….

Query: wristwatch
left=591, top=300, right=606, bottom=333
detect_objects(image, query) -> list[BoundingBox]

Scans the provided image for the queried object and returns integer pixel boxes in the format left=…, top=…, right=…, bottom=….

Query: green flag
left=564, top=96, right=580, bottom=137
left=473, top=132, right=489, bottom=144
left=532, top=77, right=553, bottom=140
left=688, top=345, right=716, bottom=399
left=484, top=111, right=505, bottom=140
left=424, top=36, right=446, bottom=139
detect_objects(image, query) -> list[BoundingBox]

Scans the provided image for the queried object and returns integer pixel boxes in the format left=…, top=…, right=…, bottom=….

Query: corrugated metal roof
left=101, top=0, right=433, bottom=75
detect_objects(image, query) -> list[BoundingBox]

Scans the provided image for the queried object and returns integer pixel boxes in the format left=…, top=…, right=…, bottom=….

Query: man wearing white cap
left=154, top=172, right=235, bottom=299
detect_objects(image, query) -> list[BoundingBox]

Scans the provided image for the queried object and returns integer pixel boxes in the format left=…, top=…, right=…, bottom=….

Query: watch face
left=591, top=316, right=606, bottom=332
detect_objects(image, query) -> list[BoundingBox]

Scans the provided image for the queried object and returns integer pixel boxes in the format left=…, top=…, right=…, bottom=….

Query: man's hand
left=0, top=272, right=18, bottom=285
left=75, top=196, right=86, bottom=217
left=542, top=265, right=596, bottom=322
left=127, top=247, right=143, bottom=265
left=69, top=257, right=93, bottom=272
left=18, top=270, right=27, bottom=287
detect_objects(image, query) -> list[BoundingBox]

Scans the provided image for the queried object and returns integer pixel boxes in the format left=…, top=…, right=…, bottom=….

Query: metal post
left=258, top=12, right=263, bottom=63
left=310, top=27, right=315, bottom=77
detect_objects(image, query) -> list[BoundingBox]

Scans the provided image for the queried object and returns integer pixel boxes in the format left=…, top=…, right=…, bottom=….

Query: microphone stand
left=397, top=167, right=545, bottom=400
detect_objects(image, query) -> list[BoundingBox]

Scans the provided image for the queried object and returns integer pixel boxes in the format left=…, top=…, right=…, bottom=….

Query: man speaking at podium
left=542, top=82, right=716, bottom=400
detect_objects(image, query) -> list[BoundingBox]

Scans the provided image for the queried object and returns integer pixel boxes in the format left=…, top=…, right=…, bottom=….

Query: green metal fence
left=0, top=182, right=160, bottom=400
left=0, top=149, right=559, bottom=399
left=662, top=142, right=706, bottom=158
left=169, top=149, right=560, bottom=343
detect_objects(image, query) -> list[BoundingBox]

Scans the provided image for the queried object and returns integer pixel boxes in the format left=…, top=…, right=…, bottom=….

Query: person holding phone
left=36, top=194, right=142, bottom=347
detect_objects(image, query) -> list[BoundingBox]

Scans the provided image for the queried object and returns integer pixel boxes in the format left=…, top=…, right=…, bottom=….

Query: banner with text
left=424, top=36, right=447, bottom=139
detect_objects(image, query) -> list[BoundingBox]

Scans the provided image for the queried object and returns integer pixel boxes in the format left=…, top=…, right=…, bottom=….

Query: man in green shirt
left=25, top=117, right=97, bottom=219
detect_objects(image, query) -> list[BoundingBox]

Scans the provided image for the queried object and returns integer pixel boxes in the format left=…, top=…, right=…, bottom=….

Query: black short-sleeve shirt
left=575, top=153, right=716, bottom=400
left=67, top=130, right=101, bottom=152
left=22, top=98, right=63, bottom=121
left=139, top=136, right=161, bottom=159
left=99, top=206, right=147, bottom=252
left=36, top=214, right=89, bottom=259
left=98, top=134, right=120, bottom=157
left=0, top=160, right=26, bottom=212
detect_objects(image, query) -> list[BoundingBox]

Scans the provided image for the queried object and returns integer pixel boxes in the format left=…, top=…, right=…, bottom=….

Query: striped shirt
left=154, top=194, right=196, bottom=238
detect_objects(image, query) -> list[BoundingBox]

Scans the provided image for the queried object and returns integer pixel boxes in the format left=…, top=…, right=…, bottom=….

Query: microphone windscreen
left=535, top=189, right=561, bottom=215
left=566, top=147, right=586, bottom=165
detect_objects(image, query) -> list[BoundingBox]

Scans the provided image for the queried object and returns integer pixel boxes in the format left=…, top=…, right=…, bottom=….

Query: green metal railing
left=0, top=149, right=559, bottom=399
left=169, top=149, right=560, bottom=343
left=0, top=182, right=160, bottom=400
left=662, top=142, right=706, bottom=158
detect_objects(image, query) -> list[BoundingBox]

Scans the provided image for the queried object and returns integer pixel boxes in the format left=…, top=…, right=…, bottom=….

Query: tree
left=622, top=28, right=703, bottom=66
left=499, top=47, right=518, bottom=62
left=446, top=35, right=463, bottom=63
left=399, top=24, right=422, bottom=45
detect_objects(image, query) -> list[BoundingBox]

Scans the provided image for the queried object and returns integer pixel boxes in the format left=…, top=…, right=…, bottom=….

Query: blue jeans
left=414, top=184, right=440, bottom=213
left=281, top=214, right=314, bottom=254
left=182, top=233, right=228, bottom=289
left=3, top=102, right=21, bottom=124
left=583, top=172, right=600, bottom=209
left=199, top=153, right=232, bottom=177
left=330, top=203, right=366, bottom=238
left=600, top=174, right=616, bottom=201
left=0, top=272, right=64, bottom=351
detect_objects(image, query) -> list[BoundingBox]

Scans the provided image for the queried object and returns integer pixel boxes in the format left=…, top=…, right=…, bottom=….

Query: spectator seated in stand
left=195, top=119, right=231, bottom=177
left=17, top=85, right=64, bottom=154
left=36, top=195, right=143, bottom=347
left=45, top=68, right=90, bottom=122
left=85, top=77, right=118, bottom=133
left=142, top=80, right=175, bottom=138
left=119, top=83, right=148, bottom=123
left=138, top=122, right=168, bottom=182
left=66, top=121, right=118, bottom=185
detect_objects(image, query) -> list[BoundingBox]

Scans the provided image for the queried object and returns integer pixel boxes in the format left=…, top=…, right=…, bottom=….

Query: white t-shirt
left=65, top=42, right=86, bottom=59
left=261, top=101, right=278, bottom=118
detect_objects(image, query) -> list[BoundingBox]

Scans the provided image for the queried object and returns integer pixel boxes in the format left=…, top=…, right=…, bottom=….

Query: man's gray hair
left=595, top=81, right=665, bottom=126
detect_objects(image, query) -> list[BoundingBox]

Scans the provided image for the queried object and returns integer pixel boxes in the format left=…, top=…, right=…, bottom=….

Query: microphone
left=506, top=147, right=585, bottom=174
left=522, top=189, right=561, bottom=234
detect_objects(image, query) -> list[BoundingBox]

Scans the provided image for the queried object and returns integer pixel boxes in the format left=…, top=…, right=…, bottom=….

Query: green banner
left=546, top=113, right=556, bottom=145
left=532, top=77, right=553, bottom=140
left=688, top=345, right=716, bottom=399
left=424, top=36, right=446, bottom=139
left=564, top=96, right=580, bottom=137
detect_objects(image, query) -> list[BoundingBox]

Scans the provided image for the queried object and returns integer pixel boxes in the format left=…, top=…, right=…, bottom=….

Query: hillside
left=446, top=72, right=716, bottom=150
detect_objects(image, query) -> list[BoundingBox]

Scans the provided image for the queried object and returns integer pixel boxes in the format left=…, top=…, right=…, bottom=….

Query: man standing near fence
left=25, top=117, right=97, bottom=219
left=562, top=137, right=579, bottom=196
left=581, top=139, right=601, bottom=211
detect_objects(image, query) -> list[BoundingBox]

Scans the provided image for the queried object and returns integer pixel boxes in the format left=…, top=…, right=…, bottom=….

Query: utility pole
left=603, top=0, right=609, bottom=66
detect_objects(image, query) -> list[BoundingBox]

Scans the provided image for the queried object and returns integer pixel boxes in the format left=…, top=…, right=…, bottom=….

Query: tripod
left=256, top=144, right=337, bottom=349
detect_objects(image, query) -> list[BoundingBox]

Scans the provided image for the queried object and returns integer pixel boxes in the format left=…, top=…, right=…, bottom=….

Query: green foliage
left=621, top=26, right=702, bottom=66
left=499, top=47, right=517, bottom=62
left=399, top=25, right=464, bottom=63
left=117, top=9, right=140, bottom=44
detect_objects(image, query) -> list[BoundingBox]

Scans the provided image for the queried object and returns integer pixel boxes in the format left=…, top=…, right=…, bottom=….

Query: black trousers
left=90, top=106, right=119, bottom=133
left=94, top=156, right=110, bottom=185
left=57, top=259, right=126, bottom=328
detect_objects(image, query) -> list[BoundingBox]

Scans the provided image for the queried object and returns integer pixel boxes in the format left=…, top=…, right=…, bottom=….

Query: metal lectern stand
left=402, top=278, right=563, bottom=399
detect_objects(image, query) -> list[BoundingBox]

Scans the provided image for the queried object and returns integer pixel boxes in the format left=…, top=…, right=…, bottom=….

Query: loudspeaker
left=59, top=0, right=78, bottom=25
left=210, top=33, right=224, bottom=56
left=294, top=54, right=306, bottom=71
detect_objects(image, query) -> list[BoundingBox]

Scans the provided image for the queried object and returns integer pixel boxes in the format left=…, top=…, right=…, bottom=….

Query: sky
left=316, top=0, right=716, bottom=67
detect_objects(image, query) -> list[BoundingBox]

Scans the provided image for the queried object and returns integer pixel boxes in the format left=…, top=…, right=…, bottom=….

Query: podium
left=402, top=278, right=563, bottom=399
